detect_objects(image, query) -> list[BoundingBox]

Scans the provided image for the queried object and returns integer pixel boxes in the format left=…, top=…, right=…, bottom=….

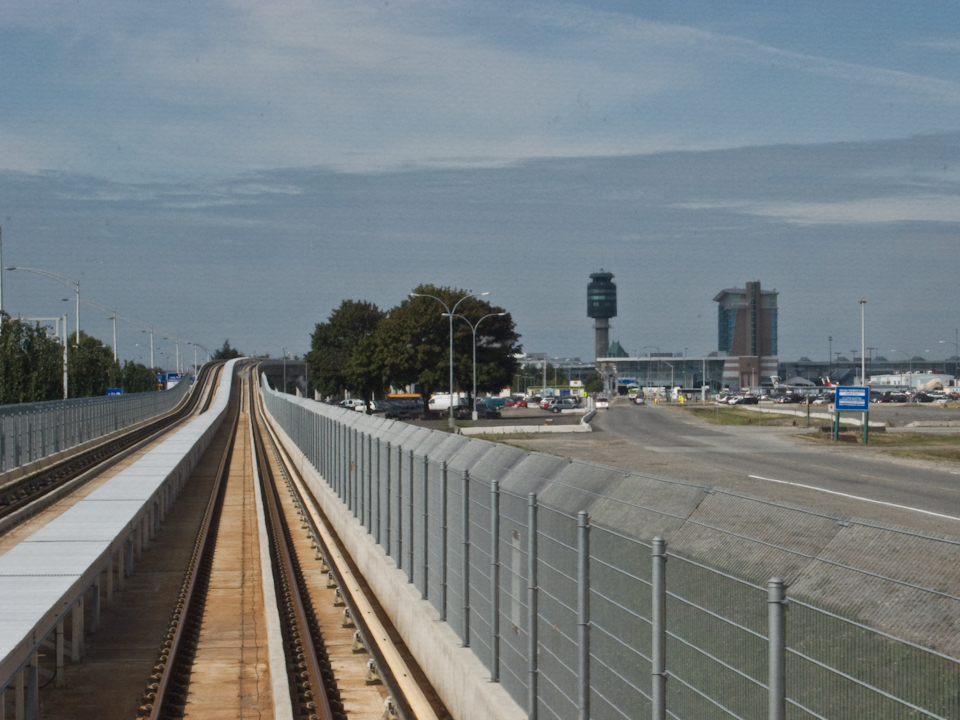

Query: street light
left=5, top=266, right=79, bottom=343
left=859, top=299, right=867, bottom=386
left=410, top=290, right=490, bottom=424
left=80, top=299, right=117, bottom=361
left=940, top=330, right=959, bottom=378
left=644, top=345, right=660, bottom=387
left=120, top=317, right=155, bottom=368
left=444, top=311, right=507, bottom=420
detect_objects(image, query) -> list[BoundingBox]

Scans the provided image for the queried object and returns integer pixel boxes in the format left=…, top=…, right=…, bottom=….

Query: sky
left=0, top=1, right=958, bottom=369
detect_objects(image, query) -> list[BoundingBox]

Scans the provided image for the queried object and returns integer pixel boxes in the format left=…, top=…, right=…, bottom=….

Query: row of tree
left=306, top=285, right=522, bottom=413
left=0, top=314, right=162, bottom=403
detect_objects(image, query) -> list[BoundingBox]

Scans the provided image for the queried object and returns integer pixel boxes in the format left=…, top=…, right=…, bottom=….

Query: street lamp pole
left=644, top=345, right=660, bottom=387
left=5, top=266, right=79, bottom=343
left=80, top=299, right=117, bottom=361
left=410, top=290, right=490, bottom=425
left=445, top=311, right=507, bottom=420
left=859, top=299, right=867, bottom=386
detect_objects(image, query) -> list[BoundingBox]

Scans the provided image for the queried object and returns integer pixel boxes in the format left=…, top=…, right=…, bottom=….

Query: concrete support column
left=15, top=666, right=24, bottom=720
left=55, top=620, right=65, bottom=687
left=71, top=599, right=83, bottom=661
left=91, top=576, right=101, bottom=633
left=25, top=653, right=37, bottom=720
left=106, top=554, right=114, bottom=603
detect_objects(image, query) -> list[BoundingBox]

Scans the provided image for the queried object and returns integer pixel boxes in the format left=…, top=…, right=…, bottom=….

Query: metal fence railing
left=262, top=381, right=960, bottom=720
left=0, top=378, right=193, bottom=474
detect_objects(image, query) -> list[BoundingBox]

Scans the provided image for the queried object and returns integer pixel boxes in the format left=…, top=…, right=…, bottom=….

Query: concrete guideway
left=0, top=359, right=240, bottom=714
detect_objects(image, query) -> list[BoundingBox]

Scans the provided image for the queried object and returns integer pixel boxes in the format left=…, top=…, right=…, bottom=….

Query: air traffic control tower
left=587, top=270, right=617, bottom=364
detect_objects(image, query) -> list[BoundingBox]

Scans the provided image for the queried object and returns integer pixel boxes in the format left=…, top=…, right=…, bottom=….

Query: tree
left=306, top=300, right=385, bottom=402
left=212, top=339, right=241, bottom=359
left=374, top=285, right=521, bottom=414
left=121, top=360, right=160, bottom=393
left=68, top=331, right=121, bottom=398
left=0, top=315, right=63, bottom=403
left=584, top=373, right=604, bottom=394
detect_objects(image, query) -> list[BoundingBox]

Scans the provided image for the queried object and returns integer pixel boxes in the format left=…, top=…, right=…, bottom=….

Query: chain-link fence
left=0, top=378, right=193, bottom=473
left=263, top=383, right=960, bottom=720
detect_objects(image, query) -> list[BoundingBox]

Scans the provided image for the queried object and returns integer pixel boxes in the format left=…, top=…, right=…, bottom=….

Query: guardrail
left=262, top=382, right=960, bottom=720
left=0, top=378, right=193, bottom=474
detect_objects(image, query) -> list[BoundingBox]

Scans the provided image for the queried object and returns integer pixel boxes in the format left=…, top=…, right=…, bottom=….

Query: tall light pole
left=61, top=313, right=68, bottom=398
left=445, top=311, right=507, bottom=420
left=120, top=317, right=155, bottom=367
left=5, top=266, right=79, bottom=343
left=644, top=345, right=660, bottom=387
left=940, top=332, right=960, bottom=379
left=80, top=299, right=117, bottom=361
left=859, top=299, right=867, bottom=386
left=410, top=290, right=489, bottom=425
left=828, top=336, right=833, bottom=378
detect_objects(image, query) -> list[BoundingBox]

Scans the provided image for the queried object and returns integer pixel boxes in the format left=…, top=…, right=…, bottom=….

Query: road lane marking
left=748, top=474, right=960, bottom=522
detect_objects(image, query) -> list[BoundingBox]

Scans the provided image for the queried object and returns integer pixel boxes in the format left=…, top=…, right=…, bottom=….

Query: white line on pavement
left=748, top=474, right=960, bottom=522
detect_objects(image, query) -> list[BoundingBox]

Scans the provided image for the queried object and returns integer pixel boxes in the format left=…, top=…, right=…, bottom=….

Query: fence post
left=652, top=536, right=667, bottom=720
left=376, top=438, right=382, bottom=544
left=367, top=432, right=373, bottom=532
left=441, top=461, right=448, bottom=621
left=408, top=448, right=415, bottom=578
left=768, top=577, right=786, bottom=720
left=385, top=441, right=392, bottom=556
left=422, top=455, right=429, bottom=599
left=527, top=492, right=538, bottom=720
left=397, top=445, right=404, bottom=570
left=490, top=478, right=501, bottom=681
left=461, top=468, right=471, bottom=647
left=577, top=511, right=590, bottom=720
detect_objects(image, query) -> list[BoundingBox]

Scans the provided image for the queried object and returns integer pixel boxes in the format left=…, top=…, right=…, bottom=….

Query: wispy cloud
left=675, top=195, right=960, bottom=225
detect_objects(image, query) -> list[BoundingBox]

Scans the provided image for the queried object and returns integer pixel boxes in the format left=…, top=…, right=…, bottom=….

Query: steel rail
left=248, top=371, right=339, bottom=720
left=137, top=361, right=246, bottom=720
left=253, top=384, right=441, bottom=720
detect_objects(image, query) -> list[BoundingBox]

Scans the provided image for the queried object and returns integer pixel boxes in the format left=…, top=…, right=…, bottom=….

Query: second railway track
left=133, top=363, right=445, bottom=720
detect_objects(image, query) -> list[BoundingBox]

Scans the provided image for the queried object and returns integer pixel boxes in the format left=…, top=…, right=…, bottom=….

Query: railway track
left=0, top=362, right=224, bottom=535
left=135, top=364, right=445, bottom=720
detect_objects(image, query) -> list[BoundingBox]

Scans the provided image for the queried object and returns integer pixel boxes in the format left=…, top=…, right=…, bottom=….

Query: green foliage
left=0, top=315, right=64, bottom=402
left=120, top=360, right=161, bottom=393
left=373, top=285, right=521, bottom=411
left=68, top=331, right=120, bottom=398
left=307, top=300, right=385, bottom=401
left=212, top=339, right=241, bottom=359
left=584, top=373, right=604, bottom=393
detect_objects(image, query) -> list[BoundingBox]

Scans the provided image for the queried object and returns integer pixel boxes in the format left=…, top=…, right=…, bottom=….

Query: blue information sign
left=836, top=386, right=869, bottom=411
left=106, top=388, right=123, bottom=396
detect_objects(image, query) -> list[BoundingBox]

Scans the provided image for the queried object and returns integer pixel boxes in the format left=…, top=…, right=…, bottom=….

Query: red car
left=514, top=399, right=527, bottom=408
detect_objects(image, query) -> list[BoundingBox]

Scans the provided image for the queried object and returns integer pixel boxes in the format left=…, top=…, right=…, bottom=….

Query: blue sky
left=1, top=1, right=958, bottom=368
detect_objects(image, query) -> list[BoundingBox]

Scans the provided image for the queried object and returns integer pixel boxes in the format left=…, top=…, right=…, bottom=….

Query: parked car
left=596, top=397, right=610, bottom=409
left=522, top=396, right=541, bottom=407
left=384, top=400, right=423, bottom=420
left=474, top=400, right=503, bottom=419
left=546, top=397, right=581, bottom=413
left=631, top=395, right=645, bottom=405
left=730, top=394, right=759, bottom=405
left=514, top=398, right=528, bottom=408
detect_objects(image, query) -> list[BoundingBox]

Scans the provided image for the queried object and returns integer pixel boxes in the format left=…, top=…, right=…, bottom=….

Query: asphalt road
left=523, top=403, right=960, bottom=538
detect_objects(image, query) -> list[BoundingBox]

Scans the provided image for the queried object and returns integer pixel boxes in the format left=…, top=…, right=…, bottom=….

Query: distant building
left=714, top=282, right=778, bottom=388
left=587, top=271, right=617, bottom=366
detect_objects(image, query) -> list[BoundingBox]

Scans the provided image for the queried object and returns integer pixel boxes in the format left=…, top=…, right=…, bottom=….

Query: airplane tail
left=821, top=377, right=834, bottom=387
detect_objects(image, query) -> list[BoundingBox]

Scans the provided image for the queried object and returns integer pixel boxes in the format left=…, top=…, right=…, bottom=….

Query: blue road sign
left=836, top=386, right=869, bottom=411
left=106, top=388, right=123, bottom=396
